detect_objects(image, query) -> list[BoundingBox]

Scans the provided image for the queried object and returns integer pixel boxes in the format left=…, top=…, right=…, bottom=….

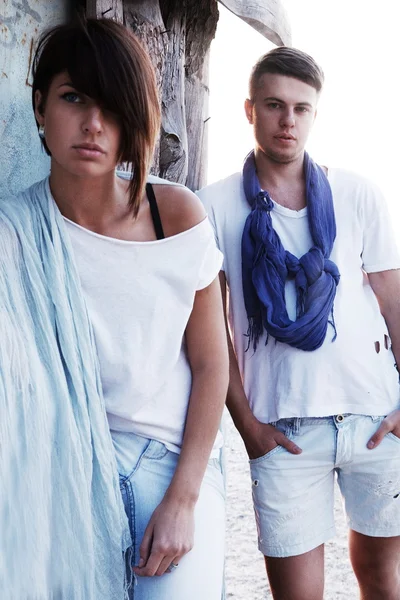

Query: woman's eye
left=62, top=92, right=82, bottom=103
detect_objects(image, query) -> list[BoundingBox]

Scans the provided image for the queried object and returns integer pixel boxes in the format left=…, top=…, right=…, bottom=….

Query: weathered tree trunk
left=124, top=1, right=218, bottom=190
left=86, top=0, right=123, bottom=20
left=184, top=1, right=219, bottom=189
left=88, top=0, right=218, bottom=190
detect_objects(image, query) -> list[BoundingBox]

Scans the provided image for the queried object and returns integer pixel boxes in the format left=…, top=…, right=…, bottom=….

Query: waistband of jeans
left=271, top=414, right=385, bottom=435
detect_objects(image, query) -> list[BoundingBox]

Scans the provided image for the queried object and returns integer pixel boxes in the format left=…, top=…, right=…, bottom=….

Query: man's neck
left=254, top=148, right=304, bottom=190
left=254, top=148, right=307, bottom=211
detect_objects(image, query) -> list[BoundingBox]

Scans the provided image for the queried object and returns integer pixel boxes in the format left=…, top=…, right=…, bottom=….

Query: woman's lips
left=73, top=144, right=105, bottom=158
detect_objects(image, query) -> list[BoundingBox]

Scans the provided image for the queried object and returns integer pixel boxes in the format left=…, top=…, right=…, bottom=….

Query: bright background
left=208, top=0, right=399, bottom=228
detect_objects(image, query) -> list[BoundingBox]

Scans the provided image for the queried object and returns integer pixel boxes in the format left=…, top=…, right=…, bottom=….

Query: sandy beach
left=224, top=413, right=359, bottom=599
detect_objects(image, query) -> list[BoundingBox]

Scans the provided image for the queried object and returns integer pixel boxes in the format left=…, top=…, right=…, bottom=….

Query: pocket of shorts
left=248, top=440, right=290, bottom=464
left=248, top=420, right=293, bottom=464
left=386, top=431, right=400, bottom=445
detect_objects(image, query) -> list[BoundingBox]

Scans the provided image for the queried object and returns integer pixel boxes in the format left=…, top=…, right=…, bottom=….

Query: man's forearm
left=219, top=271, right=257, bottom=439
left=382, top=307, right=400, bottom=374
left=369, top=269, right=400, bottom=377
left=226, top=335, right=257, bottom=439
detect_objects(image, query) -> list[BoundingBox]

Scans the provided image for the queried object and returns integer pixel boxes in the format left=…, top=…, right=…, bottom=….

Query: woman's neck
left=49, top=164, right=130, bottom=230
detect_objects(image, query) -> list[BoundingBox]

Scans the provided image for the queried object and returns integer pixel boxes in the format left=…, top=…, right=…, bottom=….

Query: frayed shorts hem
left=349, top=521, right=400, bottom=538
left=258, top=526, right=336, bottom=558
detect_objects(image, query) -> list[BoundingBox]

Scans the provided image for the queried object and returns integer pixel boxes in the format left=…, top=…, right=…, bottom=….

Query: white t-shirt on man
left=198, top=168, right=400, bottom=423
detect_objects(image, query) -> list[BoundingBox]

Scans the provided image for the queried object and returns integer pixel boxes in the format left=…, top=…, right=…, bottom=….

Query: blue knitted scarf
left=241, top=150, right=340, bottom=352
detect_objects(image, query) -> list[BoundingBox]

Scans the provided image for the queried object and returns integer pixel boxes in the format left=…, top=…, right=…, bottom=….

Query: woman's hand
left=133, top=497, right=195, bottom=577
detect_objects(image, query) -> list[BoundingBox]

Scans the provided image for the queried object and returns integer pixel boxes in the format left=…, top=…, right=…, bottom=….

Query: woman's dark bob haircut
left=32, top=18, right=161, bottom=217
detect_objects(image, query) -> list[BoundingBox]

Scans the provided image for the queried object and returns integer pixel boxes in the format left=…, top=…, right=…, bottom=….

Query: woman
left=0, top=18, right=228, bottom=600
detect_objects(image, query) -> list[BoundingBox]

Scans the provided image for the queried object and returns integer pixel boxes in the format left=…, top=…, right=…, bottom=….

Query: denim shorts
left=112, top=431, right=225, bottom=600
left=249, top=414, right=400, bottom=558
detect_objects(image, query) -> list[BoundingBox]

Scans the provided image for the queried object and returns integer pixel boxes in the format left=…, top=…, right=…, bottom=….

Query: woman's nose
left=82, top=106, right=103, bottom=134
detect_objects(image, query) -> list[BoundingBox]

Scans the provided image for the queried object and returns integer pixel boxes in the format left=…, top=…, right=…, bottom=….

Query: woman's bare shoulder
left=151, top=184, right=206, bottom=237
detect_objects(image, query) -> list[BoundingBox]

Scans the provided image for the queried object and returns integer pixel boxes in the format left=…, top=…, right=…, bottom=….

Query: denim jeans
left=112, top=431, right=225, bottom=600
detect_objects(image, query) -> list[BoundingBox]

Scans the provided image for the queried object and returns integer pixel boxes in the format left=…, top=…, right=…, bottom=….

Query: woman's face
left=35, top=71, right=122, bottom=179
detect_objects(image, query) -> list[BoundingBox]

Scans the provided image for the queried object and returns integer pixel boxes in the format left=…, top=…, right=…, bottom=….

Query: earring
left=38, top=125, right=45, bottom=140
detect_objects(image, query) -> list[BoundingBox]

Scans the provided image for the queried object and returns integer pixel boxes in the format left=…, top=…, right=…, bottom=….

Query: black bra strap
left=146, top=183, right=165, bottom=240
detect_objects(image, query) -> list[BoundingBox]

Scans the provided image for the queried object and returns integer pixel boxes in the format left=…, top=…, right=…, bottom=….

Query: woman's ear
left=34, top=90, right=45, bottom=125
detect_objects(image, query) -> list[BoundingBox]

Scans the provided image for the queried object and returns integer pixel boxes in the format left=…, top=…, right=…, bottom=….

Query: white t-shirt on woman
left=64, top=176, right=223, bottom=454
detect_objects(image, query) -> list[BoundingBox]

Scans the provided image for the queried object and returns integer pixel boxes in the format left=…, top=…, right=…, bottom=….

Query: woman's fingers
left=136, top=524, right=153, bottom=569
left=135, top=547, right=164, bottom=577
left=133, top=499, right=194, bottom=577
left=156, top=555, right=180, bottom=577
left=134, top=544, right=182, bottom=577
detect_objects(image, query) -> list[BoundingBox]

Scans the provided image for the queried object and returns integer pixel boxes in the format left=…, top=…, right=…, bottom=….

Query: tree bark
left=86, top=0, right=123, bottom=20
left=123, top=1, right=166, bottom=175
left=184, top=0, right=218, bottom=189
left=125, top=1, right=190, bottom=183
left=89, top=0, right=218, bottom=190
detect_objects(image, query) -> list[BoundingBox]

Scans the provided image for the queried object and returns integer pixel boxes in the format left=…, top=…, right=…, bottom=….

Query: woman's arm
left=133, top=276, right=229, bottom=577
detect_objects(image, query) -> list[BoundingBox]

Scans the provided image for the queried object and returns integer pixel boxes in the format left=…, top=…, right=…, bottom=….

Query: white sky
left=208, top=0, right=399, bottom=223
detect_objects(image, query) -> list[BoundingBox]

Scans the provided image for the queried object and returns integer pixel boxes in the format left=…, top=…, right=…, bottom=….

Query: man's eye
left=62, top=92, right=82, bottom=103
left=296, top=106, right=308, bottom=113
left=267, top=103, right=280, bottom=109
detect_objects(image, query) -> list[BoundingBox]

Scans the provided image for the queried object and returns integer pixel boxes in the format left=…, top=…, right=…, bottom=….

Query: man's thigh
left=249, top=417, right=337, bottom=558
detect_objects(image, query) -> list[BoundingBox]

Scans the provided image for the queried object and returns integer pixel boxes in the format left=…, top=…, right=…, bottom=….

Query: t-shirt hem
left=164, top=442, right=223, bottom=458
left=363, top=262, right=400, bottom=273
left=110, top=425, right=224, bottom=457
left=254, top=400, right=400, bottom=423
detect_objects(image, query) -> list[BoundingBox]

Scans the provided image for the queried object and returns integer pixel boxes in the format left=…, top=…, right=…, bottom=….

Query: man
left=197, top=47, right=400, bottom=600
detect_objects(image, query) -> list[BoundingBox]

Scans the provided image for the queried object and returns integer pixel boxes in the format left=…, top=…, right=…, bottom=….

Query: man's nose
left=279, top=108, right=295, bottom=128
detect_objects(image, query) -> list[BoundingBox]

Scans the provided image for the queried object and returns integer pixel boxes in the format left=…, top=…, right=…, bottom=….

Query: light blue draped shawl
left=0, top=178, right=131, bottom=599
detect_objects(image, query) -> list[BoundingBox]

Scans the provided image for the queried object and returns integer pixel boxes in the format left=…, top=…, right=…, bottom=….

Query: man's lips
left=274, top=134, right=296, bottom=141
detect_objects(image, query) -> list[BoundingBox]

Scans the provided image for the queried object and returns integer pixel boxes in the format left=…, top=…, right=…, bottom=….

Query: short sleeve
left=360, top=180, right=400, bottom=273
left=196, top=189, right=225, bottom=271
left=196, top=218, right=223, bottom=290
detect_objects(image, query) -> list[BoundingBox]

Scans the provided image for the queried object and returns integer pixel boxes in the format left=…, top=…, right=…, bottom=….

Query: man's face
left=245, top=73, right=318, bottom=164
